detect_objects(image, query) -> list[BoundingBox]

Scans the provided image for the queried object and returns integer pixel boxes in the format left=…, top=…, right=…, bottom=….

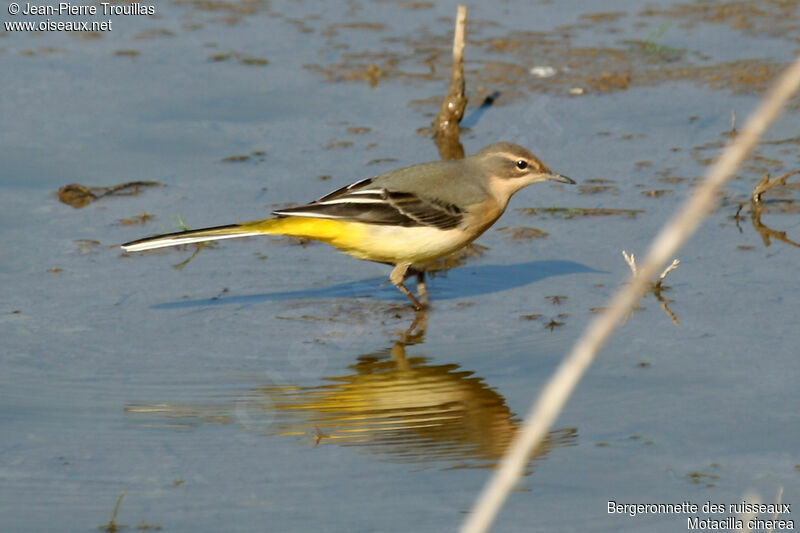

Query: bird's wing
left=272, top=178, right=464, bottom=230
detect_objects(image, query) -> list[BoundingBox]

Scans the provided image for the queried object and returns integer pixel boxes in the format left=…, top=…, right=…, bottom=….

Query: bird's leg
left=415, top=270, right=428, bottom=308
left=402, top=267, right=429, bottom=308
left=390, top=263, right=425, bottom=310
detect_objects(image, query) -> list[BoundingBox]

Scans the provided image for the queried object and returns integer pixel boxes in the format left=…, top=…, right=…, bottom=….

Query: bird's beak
left=545, top=173, right=576, bottom=185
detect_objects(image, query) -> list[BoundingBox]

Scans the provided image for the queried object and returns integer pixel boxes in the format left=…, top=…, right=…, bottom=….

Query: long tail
left=121, top=219, right=283, bottom=252
left=121, top=216, right=360, bottom=253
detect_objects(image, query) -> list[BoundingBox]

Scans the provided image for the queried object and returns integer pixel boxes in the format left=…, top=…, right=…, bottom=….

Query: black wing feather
left=384, top=192, right=463, bottom=229
left=273, top=181, right=464, bottom=230
left=313, top=177, right=375, bottom=203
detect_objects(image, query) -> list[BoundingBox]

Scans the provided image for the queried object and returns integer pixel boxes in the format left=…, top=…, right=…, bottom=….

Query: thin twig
left=621, top=250, right=637, bottom=275
left=751, top=169, right=800, bottom=203
left=432, top=5, right=468, bottom=160
left=657, top=259, right=680, bottom=285
left=746, top=169, right=800, bottom=247
left=460, top=55, right=800, bottom=533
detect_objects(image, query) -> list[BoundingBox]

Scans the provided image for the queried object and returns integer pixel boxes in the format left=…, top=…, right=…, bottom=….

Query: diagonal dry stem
left=460, top=54, right=800, bottom=533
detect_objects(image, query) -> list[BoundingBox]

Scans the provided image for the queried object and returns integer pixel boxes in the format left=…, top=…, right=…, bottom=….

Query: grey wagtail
left=121, top=142, right=574, bottom=309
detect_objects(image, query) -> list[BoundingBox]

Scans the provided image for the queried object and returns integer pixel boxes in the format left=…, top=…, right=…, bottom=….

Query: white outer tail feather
left=121, top=231, right=263, bottom=252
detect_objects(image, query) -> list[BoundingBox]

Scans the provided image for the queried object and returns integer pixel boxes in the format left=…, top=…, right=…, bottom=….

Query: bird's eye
left=515, top=160, right=528, bottom=170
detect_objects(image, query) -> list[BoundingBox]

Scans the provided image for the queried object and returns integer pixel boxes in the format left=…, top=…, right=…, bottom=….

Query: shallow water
left=2, top=1, right=799, bottom=532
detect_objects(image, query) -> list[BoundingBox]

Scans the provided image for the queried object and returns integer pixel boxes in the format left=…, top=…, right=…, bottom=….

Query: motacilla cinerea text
left=121, top=142, right=574, bottom=309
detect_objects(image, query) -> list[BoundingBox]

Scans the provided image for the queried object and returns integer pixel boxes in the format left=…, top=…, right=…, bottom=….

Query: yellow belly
left=243, top=217, right=473, bottom=265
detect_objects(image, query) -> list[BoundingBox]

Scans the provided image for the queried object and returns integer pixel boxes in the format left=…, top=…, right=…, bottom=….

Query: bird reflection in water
left=127, top=311, right=576, bottom=469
